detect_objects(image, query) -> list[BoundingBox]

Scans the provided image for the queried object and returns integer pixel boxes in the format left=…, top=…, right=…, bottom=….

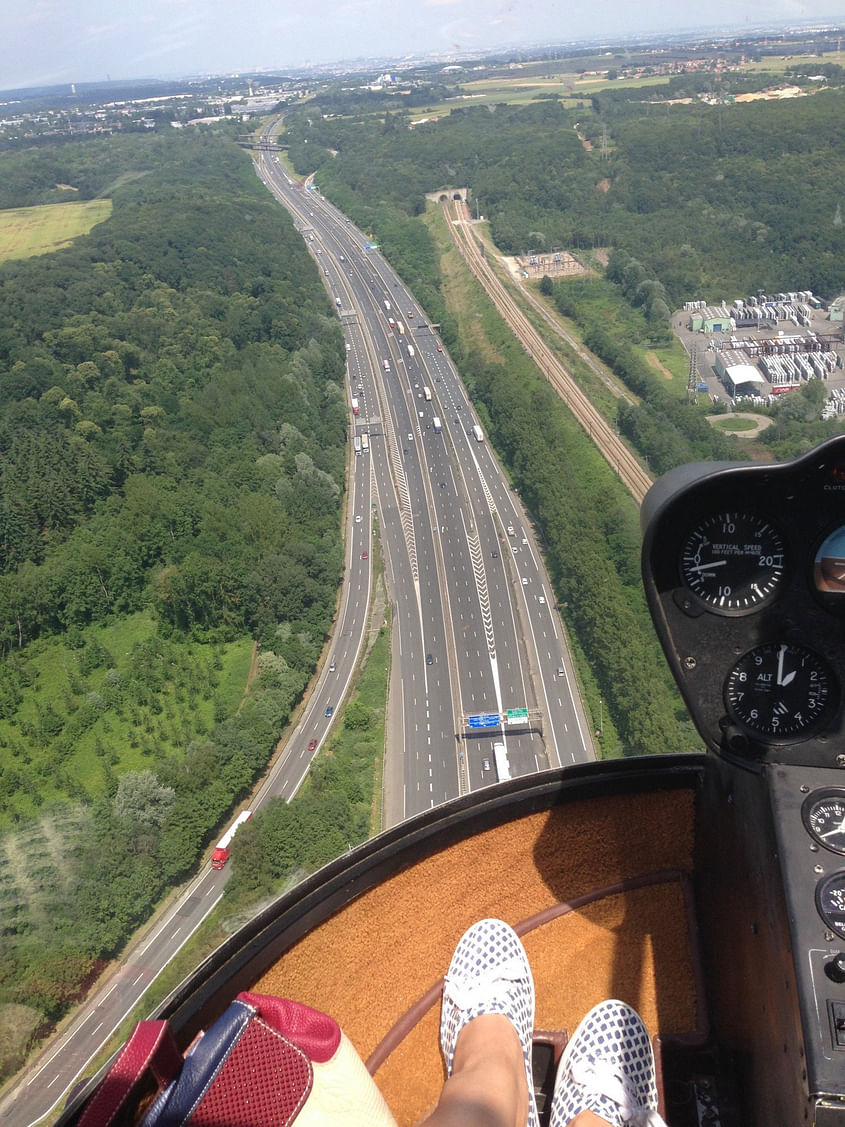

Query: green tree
left=114, top=770, right=175, bottom=827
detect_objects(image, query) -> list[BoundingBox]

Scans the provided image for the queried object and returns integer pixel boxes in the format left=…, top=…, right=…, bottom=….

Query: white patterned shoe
left=550, top=1000, right=667, bottom=1127
left=440, top=918, right=537, bottom=1127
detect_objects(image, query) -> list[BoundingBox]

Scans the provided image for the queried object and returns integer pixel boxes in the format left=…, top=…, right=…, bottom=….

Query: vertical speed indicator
left=679, top=512, right=786, bottom=614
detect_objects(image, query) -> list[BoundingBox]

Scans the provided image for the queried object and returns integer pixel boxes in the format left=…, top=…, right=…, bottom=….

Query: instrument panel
left=641, top=436, right=845, bottom=766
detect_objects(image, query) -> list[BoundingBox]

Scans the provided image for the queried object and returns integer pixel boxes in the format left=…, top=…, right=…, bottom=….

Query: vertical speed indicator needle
left=679, top=512, right=786, bottom=614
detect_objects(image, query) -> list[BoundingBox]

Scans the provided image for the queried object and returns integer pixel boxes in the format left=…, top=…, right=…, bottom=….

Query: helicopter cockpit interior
left=60, top=435, right=845, bottom=1127
left=642, top=433, right=845, bottom=1126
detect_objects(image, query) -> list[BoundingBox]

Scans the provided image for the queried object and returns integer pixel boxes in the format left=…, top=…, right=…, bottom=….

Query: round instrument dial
left=817, top=872, right=845, bottom=939
left=679, top=513, right=785, bottom=614
left=803, top=790, right=845, bottom=854
left=724, top=642, right=835, bottom=741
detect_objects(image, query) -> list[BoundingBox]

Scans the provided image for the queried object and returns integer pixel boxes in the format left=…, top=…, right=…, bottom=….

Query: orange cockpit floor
left=254, top=788, right=699, bottom=1125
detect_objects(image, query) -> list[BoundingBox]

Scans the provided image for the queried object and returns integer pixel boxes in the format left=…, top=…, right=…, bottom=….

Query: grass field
left=415, top=72, right=671, bottom=117
left=0, top=200, right=112, bottom=264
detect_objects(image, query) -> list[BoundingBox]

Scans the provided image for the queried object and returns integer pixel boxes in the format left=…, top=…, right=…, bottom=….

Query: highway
left=252, top=125, right=595, bottom=814
left=0, top=129, right=593, bottom=1127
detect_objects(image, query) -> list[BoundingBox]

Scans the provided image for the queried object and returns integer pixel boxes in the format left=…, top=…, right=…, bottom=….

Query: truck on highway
left=351, top=397, right=359, bottom=416
left=472, top=424, right=484, bottom=442
left=361, top=433, right=369, bottom=452
left=423, top=386, right=432, bottom=401
left=354, top=436, right=362, bottom=455
left=211, top=811, right=252, bottom=869
left=433, top=416, right=442, bottom=434
left=408, top=345, right=415, bottom=359
left=492, top=743, right=511, bottom=782
left=397, top=322, right=405, bottom=336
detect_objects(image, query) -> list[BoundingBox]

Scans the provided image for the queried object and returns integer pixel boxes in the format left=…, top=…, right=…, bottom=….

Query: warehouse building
left=713, top=350, right=768, bottom=399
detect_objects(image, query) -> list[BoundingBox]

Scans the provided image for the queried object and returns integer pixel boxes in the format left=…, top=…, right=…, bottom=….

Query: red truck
left=211, top=810, right=252, bottom=869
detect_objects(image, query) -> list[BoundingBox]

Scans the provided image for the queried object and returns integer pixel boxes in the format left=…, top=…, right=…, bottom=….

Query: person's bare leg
left=418, top=1014, right=529, bottom=1127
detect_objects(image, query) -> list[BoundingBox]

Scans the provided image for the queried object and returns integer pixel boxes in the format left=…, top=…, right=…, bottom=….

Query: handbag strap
left=79, top=1020, right=183, bottom=1127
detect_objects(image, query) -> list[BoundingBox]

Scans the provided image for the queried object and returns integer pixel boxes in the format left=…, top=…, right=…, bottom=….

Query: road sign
left=468, top=713, right=501, bottom=729
left=506, top=708, right=528, bottom=724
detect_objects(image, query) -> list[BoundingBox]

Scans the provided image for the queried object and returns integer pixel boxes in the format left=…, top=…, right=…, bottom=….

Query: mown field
left=0, top=200, right=112, bottom=263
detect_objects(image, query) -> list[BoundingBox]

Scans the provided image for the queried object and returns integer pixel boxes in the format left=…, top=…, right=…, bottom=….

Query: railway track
left=445, top=201, right=652, bottom=505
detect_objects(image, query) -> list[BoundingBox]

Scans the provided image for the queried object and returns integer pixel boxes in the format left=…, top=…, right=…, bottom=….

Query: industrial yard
left=674, top=292, right=845, bottom=413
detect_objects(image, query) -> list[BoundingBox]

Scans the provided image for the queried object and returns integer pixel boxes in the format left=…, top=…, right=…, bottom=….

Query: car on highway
left=507, top=526, right=515, bottom=536
left=521, top=577, right=528, bottom=585
left=426, top=653, right=433, bottom=665
left=408, top=433, right=413, bottom=441
left=329, top=660, right=336, bottom=672
left=538, top=595, right=546, bottom=605
left=482, top=758, right=490, bottom=771
left=362, top=550, right=368, bottom=560
left=355, top=515, right=362, bottom=523
left=307, top=739, right=318, bottom=752
left=437, top=344, right=443, bottom=352
left=492, top=549, right=498, bottom=557
left=325, top=705, right=334, bottom=718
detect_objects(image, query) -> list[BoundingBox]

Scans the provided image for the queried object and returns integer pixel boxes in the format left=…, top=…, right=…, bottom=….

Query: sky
left=2, top=0, right=843, bottom=91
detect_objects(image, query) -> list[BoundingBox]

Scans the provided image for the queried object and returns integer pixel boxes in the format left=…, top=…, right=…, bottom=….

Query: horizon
left=3, top=1, right=845, bottom=95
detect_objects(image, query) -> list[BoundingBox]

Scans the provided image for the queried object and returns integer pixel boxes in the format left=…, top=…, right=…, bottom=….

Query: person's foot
left=440, top=919, right=538, bottom=1127
left=549, top=1000, right=667, bottom=1127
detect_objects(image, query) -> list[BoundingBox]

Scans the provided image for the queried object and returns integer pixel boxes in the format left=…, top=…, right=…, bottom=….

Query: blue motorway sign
left=468, top=713, right=502, bottom=729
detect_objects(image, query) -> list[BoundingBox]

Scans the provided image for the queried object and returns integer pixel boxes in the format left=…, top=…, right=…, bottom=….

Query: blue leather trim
left=140, top=1000, right=254, bottom=1127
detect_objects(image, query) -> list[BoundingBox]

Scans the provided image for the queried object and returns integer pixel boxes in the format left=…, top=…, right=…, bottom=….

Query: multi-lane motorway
left=1, top=132, right=595, bottom=1127
left=253, top=125, right=595, bottom=823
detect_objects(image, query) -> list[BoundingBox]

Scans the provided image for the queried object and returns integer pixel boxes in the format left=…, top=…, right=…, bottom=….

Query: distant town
left=1, top=20, right=844, bottom=146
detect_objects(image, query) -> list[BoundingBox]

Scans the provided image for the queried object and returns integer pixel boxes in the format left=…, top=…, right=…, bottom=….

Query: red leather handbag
left=78, top=992, right=397, bottom=1127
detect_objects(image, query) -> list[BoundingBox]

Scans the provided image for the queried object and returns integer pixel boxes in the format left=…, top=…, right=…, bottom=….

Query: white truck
left=472, top=425, right=484, bottom=442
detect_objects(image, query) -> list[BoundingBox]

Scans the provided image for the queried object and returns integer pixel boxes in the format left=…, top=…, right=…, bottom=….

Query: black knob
left=825, top=954, right=845, bottom=983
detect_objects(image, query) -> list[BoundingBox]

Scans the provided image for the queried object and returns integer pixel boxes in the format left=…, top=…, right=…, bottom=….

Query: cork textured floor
left=254, top=787, right=698, bottom=1124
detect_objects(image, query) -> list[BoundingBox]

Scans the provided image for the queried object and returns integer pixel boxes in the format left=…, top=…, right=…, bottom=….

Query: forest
left=285, top=82, right=845, bottom=302
left=0, top=127, right=348, bottom=1070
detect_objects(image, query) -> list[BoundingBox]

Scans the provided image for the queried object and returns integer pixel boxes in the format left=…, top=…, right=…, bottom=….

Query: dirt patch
left=645, top=351, right=674, bottom=380
left=596, top=178, right=610, bottom=193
